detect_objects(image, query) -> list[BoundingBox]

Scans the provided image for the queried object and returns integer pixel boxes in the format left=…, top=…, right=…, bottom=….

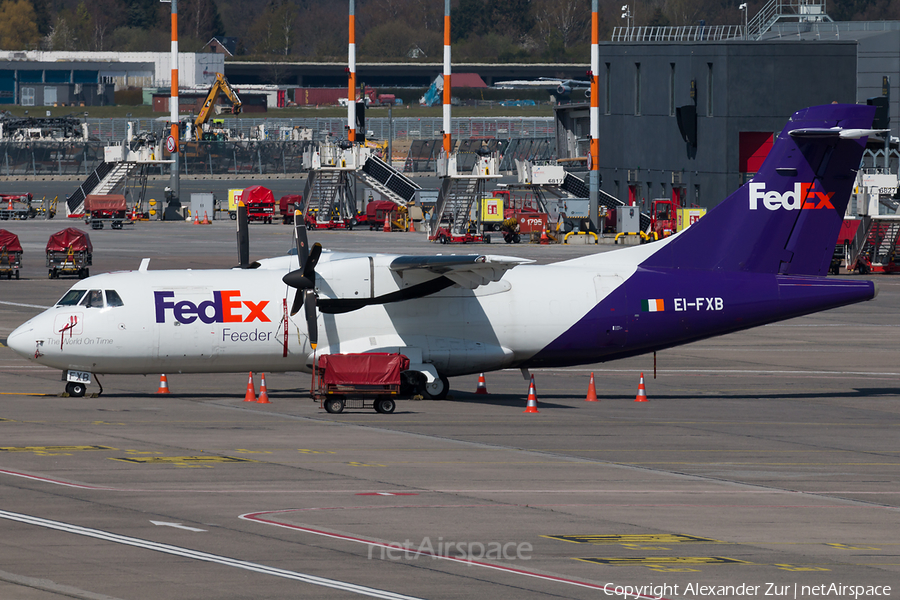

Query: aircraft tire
left=423, top=376, right=449, bottom=400
left=65, top=382, right=86, bottom=397
left=375, top=398, right=396, bottom=414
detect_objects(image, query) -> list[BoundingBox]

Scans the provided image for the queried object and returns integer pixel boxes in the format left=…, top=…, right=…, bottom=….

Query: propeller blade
left=282, top=271, right=314, bottom=289
left=236, top=200, right=249, bottom=268
left=305, top=243, right=322, bottom=278
left=289, top=288, right=304, bottom=317
left=304, top=289, right=318, bottom=349
left=294, top=210, right=309, bottom=269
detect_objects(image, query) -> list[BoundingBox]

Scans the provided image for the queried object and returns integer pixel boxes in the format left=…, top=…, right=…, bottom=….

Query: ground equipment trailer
left=0, top=229, right=22, bottom=279
left=46, top=228, right=92, bottom=279
left=0, top=193, right=36, bottom=221
left=84, top=195, right=133, bottom=230
left=312, top=353, right=410, bottom=414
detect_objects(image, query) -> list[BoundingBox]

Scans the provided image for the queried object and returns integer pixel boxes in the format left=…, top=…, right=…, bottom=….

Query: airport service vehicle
left=0, top=229, right=22, bottom=279
left=649, top=198, right=706, bottom=240
left=6, top=105, right=881, bottom=398
left=0, top=193, right=36, bottom=221
left=84, top=195, right=132, bottom=230
left=312, top=353, right=409, bottom=414
left=45, top=228, right=92, bottom=279
left=241, top=186, right=276, bottom=224
left=279, top=195, right=303, bottom=224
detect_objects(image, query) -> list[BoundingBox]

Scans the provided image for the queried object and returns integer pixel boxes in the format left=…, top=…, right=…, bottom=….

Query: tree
left=0, top=0, right=41, bottom=49
left=180, top=0, right=225, bottom=45
left=45, top=14, right=76, bottom=50
left=531, top=0, right=589, bottom=52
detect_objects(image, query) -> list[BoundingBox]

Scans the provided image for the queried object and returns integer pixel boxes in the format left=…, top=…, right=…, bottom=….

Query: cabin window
left=105, top=290, right=124, bottom=307
left=57, top=290, right=86, bottom=306
left=79, top=290, right=104, bottom=308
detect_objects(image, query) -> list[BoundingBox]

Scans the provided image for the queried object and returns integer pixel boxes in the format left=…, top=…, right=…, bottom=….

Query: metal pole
left=589, top=0, right=600, bottom=232
left=442, top=0, right=452, bottom=156
left=348, top=0, right=356, bottom=143
left=169, top=0, right=180, bottom=202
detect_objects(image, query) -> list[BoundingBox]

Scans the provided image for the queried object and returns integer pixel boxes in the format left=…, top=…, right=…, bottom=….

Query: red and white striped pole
left=169, top=0, right=180, bottom=202
left=348, top=0, right=356, bottom=143
left=442, top=0, right=451, bottom=155
left=589, top=0, right=600, bottom=231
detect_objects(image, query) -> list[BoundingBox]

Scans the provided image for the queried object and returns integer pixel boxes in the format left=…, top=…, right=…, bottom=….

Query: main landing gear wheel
left=423, top=376, right=450, bottom=400
left=324, top=398, right=344, bottom=413
left=65, top=382, right=86, bottom=397
left=374, top=398, right=396, bottom=414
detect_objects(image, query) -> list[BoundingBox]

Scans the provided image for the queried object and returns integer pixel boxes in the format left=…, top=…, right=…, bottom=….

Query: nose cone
left=6, top=322, right=36, bottom=359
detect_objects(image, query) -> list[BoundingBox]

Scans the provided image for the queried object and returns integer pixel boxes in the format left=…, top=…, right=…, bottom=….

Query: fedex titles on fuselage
left=749, top=182, right=834, bottom=211
left=154, top=290, right=271, bottom=325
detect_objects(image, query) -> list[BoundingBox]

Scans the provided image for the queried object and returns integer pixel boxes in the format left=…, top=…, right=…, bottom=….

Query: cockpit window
left=79, top=290, right=104, bottom=308
left=57, top=290, right=86, bottom=306
left=105, top=290, right=124, bottom=307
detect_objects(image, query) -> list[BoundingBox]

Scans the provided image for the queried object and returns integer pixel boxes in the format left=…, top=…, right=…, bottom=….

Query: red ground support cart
left=312, top=353, right=410, bottom=414
left=84, top=194, right=133, bottom=230
left=241, top=185, right=276, bottom=224
left=0, top=229, right=23, bottom=279
left=365, top=200, right=399, bottom=230
left=46, top=228, right=93, bottom=279
left=279, top=194, right=303, bottom=224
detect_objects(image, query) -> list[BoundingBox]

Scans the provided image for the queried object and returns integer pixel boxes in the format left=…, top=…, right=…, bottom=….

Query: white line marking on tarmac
left=241, top=510, right=673, bottom=600
left=4, top=469, right=900, bottom=496
left=0, top=510, right=422, bottom=600
left=150, top=520, right=206, bottom=532
left=0, top=568, right=126, bottom=600
left=0, top=301, right=52, bottom=309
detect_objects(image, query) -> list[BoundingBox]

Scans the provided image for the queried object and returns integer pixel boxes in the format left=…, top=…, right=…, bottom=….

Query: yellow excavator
left=195, top=73, right=242, bottom=141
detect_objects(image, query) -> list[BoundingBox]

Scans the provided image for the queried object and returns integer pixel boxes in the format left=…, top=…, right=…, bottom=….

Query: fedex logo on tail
left=154, top=291, right=271, bottom=324
left=749, top=182, right=834, bottom=211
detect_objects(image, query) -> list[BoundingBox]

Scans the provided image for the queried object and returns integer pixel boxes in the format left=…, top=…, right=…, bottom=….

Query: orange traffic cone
left=257, top=373, right=270, bottom=404
left=475, top=373, right=488, bottom=395
left=383, top=213, right=391, bottom=232
left=408, top=218, right=415, bottom=232
left=157, top=374, right=170, bottom=394
left=540, top=227, right=550, bottom=244
left=244, top=371, right=256, bottom=402
left=202, top=211, right=210, bottom=225
left=193, top=213, right=200, bottom=225
left=585, top=372, right=598, bottom=402
left=635, top=372, right=648, bottom=402
left=523, top=375, right=539, bottom=413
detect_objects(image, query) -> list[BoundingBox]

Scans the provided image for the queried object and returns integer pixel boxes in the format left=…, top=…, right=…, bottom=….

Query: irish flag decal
left=642, top=299, right=665, bottom=312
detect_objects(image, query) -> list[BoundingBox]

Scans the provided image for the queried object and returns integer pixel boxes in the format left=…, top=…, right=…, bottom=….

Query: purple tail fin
left=643, top=104, right=876, bottom=276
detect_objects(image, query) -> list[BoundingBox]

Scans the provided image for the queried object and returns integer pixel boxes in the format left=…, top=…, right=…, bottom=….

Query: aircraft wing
left=390, top=255, right=533, bottom=289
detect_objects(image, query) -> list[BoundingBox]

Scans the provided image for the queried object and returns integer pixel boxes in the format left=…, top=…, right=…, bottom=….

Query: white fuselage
left=7, top=246, right=656, bottom=378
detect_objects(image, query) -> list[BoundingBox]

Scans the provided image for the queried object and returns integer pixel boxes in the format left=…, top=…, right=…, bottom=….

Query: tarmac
left=0, top=216, right=897, bottom=600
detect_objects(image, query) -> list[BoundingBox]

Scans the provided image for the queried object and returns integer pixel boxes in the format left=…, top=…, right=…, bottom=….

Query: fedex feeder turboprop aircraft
left=6, top=104, right=880, bottom=398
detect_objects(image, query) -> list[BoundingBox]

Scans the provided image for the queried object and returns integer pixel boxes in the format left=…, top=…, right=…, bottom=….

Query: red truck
left=241, top=185, right=276, bottom=224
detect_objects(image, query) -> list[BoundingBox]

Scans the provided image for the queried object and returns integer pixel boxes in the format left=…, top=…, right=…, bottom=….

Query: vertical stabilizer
left=643, top=104, right=876, bottom=276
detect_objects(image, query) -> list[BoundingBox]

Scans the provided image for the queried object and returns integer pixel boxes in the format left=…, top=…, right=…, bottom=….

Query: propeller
left=234, top=200, right=260, bottom=269
left=283, top=211, right=322, bottom=348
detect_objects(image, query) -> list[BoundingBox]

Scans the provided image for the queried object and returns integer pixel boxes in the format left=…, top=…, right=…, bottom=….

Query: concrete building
left=555, top=40, right=857, bottom=211
left=0, top=51, right=224, bottom=106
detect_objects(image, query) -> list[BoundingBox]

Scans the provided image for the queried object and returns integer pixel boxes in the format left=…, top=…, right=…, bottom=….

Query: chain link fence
left=2, top=116, right=556, bottom=176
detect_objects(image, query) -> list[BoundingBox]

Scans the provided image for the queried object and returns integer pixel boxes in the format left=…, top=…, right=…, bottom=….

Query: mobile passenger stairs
left=839, top=171, right=900, bottom=274
left=303, top=142, right=422, bottom=230
left=65, top=125, right=170, bottom=219
left=513, top=160, right=652, bottom=235
left=428, top=149, right=502, bottom=244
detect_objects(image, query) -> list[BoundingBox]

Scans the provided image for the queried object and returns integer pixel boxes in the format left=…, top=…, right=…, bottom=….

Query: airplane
left=493, top=77, right=590, bottom=100
left=6, top=104, right=880, bottom=401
